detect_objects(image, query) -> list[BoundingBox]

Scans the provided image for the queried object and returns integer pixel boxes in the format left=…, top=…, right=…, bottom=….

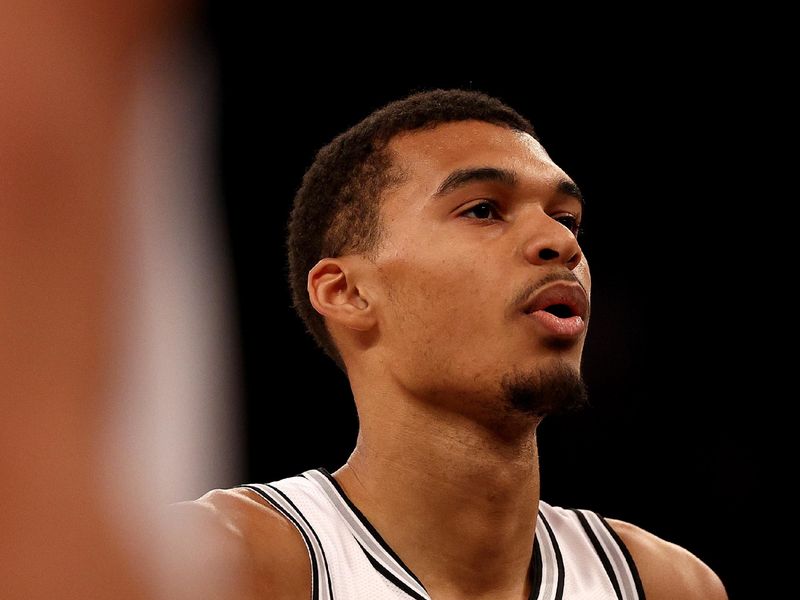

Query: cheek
left=377, top=245, right=497, bottom=343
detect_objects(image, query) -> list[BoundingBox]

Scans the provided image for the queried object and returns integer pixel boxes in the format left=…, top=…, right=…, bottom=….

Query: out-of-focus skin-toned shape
left=0, top=3, right=249, bottom=599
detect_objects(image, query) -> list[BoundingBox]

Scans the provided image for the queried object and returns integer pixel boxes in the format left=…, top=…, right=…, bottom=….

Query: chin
left=500, top=358, right=588, bottom=417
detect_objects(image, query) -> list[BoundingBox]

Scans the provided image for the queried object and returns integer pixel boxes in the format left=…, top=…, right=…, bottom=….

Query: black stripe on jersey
left=529, top=538, right=543, bottom=600
left=597, top=514, right=647, bottom=600
left=241, top=484, right=332, bottom=600
left=265, top=484, right=336, bottom=600
left=572, top=509, right=622, bottom=600
left=316, top=468, right=427, bottom=591
left=359, top=542, right=429, bottom=600
left=538, top=511, right=565, bottom=600
left=570, top=509, right=623, bottom=600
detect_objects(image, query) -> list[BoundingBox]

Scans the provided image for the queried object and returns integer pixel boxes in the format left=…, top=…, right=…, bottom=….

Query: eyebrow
left=557, top=179, right=585, bottom=207
left=433, top=167, right=517, bottom=197
left=433, top=166, right=584, bottom=207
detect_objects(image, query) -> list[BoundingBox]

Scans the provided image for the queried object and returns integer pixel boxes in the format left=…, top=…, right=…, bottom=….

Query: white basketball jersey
left=243, top=468, right=645, bottom=600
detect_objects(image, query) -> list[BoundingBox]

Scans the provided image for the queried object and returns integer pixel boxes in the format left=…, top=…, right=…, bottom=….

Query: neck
left=334, top=384, right=541, bottom=600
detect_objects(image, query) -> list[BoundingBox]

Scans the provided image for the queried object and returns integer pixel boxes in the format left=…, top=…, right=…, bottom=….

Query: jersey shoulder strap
left=540, top=501, right=646, bottom=600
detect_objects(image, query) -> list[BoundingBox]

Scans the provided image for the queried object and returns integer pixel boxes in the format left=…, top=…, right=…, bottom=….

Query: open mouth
left=523, top=283, right=588, bottom=321
left=541, top=303, right=575, bottom=319
left=522, top=282, right=589, bottom=338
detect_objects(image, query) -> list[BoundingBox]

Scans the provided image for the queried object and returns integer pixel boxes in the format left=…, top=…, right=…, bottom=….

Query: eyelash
left=461, top=201, right=501, bottom=221
left=460, top=201, right=583, bottom=237
left=555, top=214, right=582, bottom=236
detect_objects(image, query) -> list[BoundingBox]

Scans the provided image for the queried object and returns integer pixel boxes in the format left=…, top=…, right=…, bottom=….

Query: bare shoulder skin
left=608, top=520, right=727, bottom=600
left=170, top=488, right=310, bottom=600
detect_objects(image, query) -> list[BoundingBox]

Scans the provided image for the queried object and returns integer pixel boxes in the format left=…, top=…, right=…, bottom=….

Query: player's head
left=288, top=89, right=590, bottom=420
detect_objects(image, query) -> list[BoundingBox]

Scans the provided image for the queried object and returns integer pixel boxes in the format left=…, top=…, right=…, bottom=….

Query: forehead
left=386, top=120, right=565, bottom=192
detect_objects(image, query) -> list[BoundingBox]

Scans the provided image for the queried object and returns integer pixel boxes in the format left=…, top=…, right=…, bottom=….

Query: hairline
left=342, top=118, right=535, bottom=257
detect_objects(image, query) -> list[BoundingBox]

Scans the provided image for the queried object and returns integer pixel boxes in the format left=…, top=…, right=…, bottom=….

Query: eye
left=555, top=214, right=581, bottom=236
left=461, top=201, right=500, bottom=220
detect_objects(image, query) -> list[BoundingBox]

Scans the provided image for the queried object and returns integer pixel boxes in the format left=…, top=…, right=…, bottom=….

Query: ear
left=307, top=257, right=376, bottom=332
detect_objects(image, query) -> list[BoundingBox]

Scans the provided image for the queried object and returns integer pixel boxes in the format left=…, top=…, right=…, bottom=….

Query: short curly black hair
left=287, top=89, right=537, bottom=370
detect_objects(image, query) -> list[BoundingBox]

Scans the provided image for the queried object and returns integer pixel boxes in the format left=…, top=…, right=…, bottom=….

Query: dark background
left=204, top=13, right=777, bottom=599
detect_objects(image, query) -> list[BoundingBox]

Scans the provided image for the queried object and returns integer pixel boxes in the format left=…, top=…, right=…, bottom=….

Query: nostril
left=539, top=248, right=559, bottom=261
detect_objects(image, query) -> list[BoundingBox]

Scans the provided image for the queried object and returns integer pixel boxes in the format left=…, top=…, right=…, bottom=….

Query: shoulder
left=606, top=518, right=727, bottom=600
left=169, top=486, right=311, bottom=600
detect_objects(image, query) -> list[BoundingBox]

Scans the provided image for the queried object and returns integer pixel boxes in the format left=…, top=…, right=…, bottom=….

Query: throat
left=334, top=427, right=541, bottom=599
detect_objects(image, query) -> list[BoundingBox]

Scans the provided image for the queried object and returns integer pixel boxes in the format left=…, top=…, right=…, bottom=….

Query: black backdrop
left=205, top=14, right=778, bottom=600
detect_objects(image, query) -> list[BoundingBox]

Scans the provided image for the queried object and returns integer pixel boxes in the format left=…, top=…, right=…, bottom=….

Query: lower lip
left=527, top=310, right=586, bottom=337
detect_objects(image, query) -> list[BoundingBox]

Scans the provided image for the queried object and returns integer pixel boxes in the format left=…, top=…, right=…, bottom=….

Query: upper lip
left=523, top=282, right=589, bottom=321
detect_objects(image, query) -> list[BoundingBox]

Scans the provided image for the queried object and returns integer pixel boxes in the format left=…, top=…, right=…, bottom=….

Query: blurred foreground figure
left=1, top=3, right=242, bottom=599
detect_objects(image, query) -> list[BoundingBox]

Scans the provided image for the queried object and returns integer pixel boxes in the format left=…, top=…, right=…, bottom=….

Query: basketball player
left=176, top=90, right=727, bottom=599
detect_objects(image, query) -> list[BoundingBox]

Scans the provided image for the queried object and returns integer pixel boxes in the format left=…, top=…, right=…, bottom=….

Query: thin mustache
left=510, top=271, right=589, bottom=315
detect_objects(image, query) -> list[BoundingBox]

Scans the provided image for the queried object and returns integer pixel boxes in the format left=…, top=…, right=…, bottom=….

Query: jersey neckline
left=308, top=467, right=559, bottom=600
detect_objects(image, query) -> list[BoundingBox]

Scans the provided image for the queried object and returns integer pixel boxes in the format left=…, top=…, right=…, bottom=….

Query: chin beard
left=501, top=361, right=589, bottom=417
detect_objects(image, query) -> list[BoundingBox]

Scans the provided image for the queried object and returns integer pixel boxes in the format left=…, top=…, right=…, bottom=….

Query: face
left=367, top=121, right=591, bottom=417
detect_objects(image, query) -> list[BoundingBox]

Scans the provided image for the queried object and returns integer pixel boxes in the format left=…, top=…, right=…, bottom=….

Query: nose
left=521, top=210, right=583, bottom=270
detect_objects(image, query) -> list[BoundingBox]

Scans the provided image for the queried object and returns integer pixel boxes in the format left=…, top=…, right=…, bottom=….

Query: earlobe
left=307, top=258, right=374, bottom=332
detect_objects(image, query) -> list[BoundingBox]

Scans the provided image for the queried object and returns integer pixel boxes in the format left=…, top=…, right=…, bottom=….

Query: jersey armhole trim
left=597, top=514, right=647, bottom=600
left=240, top=483, right=334, bottom=600
left=570, top=509, right=624, bottom=600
